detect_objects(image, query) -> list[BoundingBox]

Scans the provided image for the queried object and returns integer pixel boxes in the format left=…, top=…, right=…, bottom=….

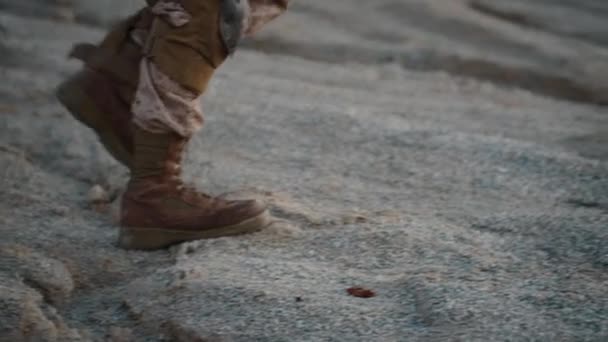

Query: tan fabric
left=132, top=60, right=204, bottom=137
left=145, top=0, right=226, bottom=94
left=132, top=0, right=289, bottom=138
left=245, top=0, right=289, bottom=36
left=150, top=1, right=191, bottom=27
left=132, top=0, right=215, bottom=137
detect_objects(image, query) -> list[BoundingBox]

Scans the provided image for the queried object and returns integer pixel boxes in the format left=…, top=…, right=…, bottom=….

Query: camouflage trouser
left=132, top=0, right=287, bottom=137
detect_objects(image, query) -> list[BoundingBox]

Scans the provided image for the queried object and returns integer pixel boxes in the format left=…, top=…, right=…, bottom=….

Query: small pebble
left=88, top=185, right=110, bottom=204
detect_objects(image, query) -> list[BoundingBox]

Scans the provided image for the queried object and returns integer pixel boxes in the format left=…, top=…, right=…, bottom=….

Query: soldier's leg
left=57, top=0, right=289, bottom=249
left=130, top=0, right=227, bottom=137
left=131, top=0, right=289, bottom=136
left=56, top=0, right=288, bottom=169
left=119, top=0, right=264, bottom=250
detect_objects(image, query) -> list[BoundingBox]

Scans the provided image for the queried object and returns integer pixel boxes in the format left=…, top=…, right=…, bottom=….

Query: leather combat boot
left=118, top=127, right=271, bottom=250
left=56, top=67, right=135, bottom=168
left=55, top=10, right=152, bottom=168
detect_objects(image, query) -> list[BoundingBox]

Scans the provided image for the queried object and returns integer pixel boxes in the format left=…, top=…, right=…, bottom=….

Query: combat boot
left=56, top=67, right=135, bottom=168
left=118, top=127, right=271, bottom=250
left=55, top=10, right=153, bottom=168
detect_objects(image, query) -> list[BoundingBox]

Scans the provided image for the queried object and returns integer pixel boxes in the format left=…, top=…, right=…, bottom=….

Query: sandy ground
left=1, top=1, right=607, bottom=341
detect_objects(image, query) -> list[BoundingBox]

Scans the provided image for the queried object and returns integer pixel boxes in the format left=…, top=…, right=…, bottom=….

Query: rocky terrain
left=1, top=0, right=607, bottom=341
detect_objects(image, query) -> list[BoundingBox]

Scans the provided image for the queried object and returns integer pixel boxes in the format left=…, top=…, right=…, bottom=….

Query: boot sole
left=117, top=210, right=271, bottom=250
left=56, top=74, right=132, bottom=168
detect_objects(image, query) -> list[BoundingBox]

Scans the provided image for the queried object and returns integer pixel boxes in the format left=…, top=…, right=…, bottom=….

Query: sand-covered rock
left=0, top=277, right=83, bottom=341
left=0, top=244, right=74, bottom=304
